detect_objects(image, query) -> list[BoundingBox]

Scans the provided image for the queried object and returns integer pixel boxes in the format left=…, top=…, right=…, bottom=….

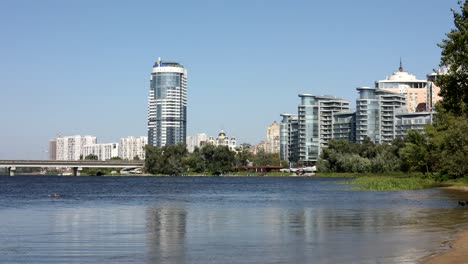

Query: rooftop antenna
left=157, top=57, right=161, bottom=66
left=399, top=57, right=403, bottom=72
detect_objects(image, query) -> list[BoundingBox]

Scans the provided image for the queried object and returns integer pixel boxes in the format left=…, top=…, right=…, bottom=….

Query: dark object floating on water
left=458, top=201, right=466, bottom=206
left=49, top=193, right=61, bottom=198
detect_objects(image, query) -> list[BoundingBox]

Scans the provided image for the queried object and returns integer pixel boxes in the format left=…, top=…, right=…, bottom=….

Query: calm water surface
left=1, top=176, right=468, bottom=264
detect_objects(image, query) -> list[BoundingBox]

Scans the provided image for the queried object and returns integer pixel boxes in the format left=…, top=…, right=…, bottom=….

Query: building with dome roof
left=375, top=62, right=427, bottom=112
left=206, top=130, right=237, bottom=151
left=187, top=130, right=237, bottom=152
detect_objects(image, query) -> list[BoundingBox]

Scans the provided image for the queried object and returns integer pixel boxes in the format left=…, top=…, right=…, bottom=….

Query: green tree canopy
left=437, top=1, right=468, bottom=115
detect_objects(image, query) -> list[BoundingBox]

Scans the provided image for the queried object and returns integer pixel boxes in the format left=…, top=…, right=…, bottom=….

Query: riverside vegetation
left=144, top=2, right=468, bottom=191
left=318, top=1, right=468, bottom=190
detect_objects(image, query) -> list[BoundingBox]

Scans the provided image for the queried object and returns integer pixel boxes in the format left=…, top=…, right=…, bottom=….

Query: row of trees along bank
left=145, top=144, right=283, bottom=176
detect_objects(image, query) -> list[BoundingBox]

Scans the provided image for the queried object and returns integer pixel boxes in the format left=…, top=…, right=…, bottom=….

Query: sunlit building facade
left=376, top=63, right=427, bottom=112
left=83, top=143, right=119, bottom=161
left=266, top=121, right=280, bottom=154
left=186, top=133, right=208, bottom=153
left=55, top=135, right=97, bottom=160
left=297, top=95, right=351, bottom=163
left=426, top=67, right=447, bottom=111
left=148, top=58, right=187, bottom=147
left=119, top=136, right=147, bottom=160
left=205, top=130, right=237, bottom=151
left=332, top=112, right=356, bottom=142
left=280, top=114, right=299, bottom=163
left=355, top=87, right=406, bottom=144
left=395, top=111, right=434, bottom=138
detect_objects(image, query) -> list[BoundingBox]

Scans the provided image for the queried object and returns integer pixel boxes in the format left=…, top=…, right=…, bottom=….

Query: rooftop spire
left=399, top=57, right=403, bottom=72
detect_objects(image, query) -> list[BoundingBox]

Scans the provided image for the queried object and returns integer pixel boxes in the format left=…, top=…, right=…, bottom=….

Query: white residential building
left=119, top=136, right=148, bottom=160
left=186, top=133, right=208, bottom=152
left=266, top=121, right=280, bottom=154
left=83, top=143, right=119, bottom=161
left=55, top=135, right=97, bottom=160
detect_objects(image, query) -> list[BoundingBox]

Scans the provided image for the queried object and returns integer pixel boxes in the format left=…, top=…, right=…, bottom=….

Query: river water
left=1, top=176, right=468, bottom=264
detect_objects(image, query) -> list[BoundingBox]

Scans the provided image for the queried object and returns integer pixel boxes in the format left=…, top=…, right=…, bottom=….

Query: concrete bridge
left=0, top=160, right=145, bottom=176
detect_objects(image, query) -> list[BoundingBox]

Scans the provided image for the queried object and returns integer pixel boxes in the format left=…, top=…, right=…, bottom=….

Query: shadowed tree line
left=145, top=144, right=282, bottom=175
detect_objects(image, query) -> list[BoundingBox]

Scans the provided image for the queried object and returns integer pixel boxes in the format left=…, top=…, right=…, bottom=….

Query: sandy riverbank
left=422, top=186, right=468, bottom=263
left=423, top=229, right=468, bottom=264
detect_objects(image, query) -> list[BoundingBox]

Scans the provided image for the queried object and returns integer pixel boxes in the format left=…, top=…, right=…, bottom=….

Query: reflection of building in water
left=49, top=206, right=147, bottom=260
left=146, top=207, right=187, bottom=262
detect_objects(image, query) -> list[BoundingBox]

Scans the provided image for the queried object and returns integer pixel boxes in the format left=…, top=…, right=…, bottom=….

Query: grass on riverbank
left=344, top=176, right=446, bottom=191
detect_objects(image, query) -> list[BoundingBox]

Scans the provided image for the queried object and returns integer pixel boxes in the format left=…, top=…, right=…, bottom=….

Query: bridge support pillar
left=8, top=167, right=16, bottom=176
left=72, top=167, right=83, bottom=176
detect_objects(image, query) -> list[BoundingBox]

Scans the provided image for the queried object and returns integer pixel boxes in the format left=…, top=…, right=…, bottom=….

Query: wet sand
left=424, top=229, right=468, bottom=264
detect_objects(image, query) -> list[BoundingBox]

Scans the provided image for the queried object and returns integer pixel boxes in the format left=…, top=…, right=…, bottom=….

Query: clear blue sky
left=0, top=0, right=459, bottom=159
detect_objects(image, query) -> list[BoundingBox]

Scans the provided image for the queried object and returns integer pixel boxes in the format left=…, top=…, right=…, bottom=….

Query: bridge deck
left=0, top=160, right=144, bottom=168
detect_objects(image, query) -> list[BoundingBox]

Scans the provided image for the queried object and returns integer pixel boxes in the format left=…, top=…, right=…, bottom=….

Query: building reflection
left=41, top=190, right=468, bottom=263
left=145, top=206, right=187, bottom=263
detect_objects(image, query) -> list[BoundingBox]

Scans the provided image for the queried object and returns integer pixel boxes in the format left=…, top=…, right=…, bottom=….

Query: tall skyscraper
left=148, top=57, right=187, bottom=147
left=355, top=87, right=406, bottom=144
left=280, top=114, right=299, bottom=163
left=297, top=95, right=351, bottom=163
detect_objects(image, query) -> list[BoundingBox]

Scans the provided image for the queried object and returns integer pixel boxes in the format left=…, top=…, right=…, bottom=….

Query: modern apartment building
left=82, top=143, right=119, bottom=161
left=148, top=57, right=187, bottom=147
left=48, top=139, right=57, bottom=160
left=332, top=112, right=356, bottom=142
left=297, top=94, right=351, bottom=163
left=375, top=63, right=427, bottom=112
left=355, top=87, right=406, bottom=144
left=426, top=67, right=447, bottom=111
left=279, top=114, right=299, bottom=163
left=395, top=111, right=434, bottom=138
left=266, top=121, right=280, bottom=154
left=119, top=136, right=147, bottom=160
left=55, top=135, right=97, bottom=160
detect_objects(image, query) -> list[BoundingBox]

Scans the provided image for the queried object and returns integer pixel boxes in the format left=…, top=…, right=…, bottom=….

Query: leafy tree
left=235, top=148, right=254, bottom=166
left=110, top=156, right=122, bottom=160
left=145, top=145, right=164, bottom=174
left=198, top=145, right=236, bottom=175
left=318, top=139, right=400, bottom=173
left=160, top=143, right=188, bottom=175
left=437, top=0, right=468, bottom=116
left=400, top=130, right=431, bottom=174
left=252, top=149, right=280, bottom=166
left=427, top=110, right=468, bottom=178
left=186, top=147, right=205, bottom=173
left=133, top=155, right=140, bottom=160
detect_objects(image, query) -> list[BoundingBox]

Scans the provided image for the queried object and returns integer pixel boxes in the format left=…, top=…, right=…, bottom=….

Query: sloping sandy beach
left=424, top=229, right=468, bottom=264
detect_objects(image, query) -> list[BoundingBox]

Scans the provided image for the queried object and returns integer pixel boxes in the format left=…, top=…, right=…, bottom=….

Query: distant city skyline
left=0, top=0, right=459, bottom=159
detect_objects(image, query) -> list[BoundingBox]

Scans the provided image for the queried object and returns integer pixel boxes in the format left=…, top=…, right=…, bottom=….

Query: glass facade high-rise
left=148, top=58, right=187, bottom=147
left=297, top=95, right=350, bottom=163
left=355, top=87, right=406, bottom=144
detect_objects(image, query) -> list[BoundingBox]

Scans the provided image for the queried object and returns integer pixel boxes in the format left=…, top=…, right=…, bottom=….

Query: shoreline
left=422, top=186, right=468, bottom=264
left=423, top=229, right=468, bottom=264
